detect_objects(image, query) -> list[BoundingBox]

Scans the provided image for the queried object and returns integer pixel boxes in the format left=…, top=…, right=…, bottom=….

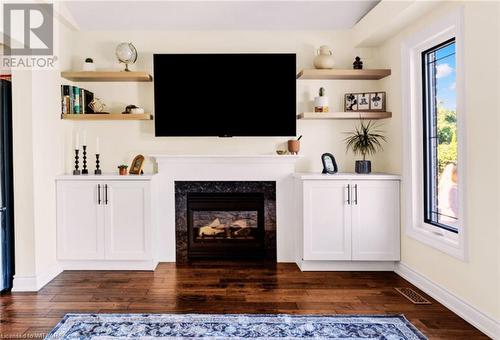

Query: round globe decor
left=115, top=42, right=138, bottom=72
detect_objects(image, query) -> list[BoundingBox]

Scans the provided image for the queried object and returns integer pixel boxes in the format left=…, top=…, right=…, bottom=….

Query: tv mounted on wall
left=153, top=54, right=296, bottom=137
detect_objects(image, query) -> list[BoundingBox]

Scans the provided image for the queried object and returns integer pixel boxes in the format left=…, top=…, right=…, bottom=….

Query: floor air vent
left=395, top=287, right=432, bottom=304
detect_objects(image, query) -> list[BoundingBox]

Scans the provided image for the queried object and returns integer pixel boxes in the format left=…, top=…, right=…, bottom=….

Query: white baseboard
left=12, top=265, right=62, bottom=292
left=395, top=262, right=500, bottom=339
left=59, top=260, right=158, bottom=271
left=298, top=260, right=396, bottom=271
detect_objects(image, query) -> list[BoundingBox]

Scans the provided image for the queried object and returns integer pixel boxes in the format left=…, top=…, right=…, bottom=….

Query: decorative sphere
left=115, top=42, right=137, bottom=65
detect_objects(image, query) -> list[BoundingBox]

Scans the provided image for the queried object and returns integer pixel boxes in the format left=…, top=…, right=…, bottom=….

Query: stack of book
left=61, top=85, right=95, bottom=114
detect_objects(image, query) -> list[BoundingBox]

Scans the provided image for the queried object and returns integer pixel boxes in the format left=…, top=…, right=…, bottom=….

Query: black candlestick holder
left=73, top=149, right=81, bottom=175
left=82, top=145, right=88, bottom=175
left=94, top=154, right=102, bottom=175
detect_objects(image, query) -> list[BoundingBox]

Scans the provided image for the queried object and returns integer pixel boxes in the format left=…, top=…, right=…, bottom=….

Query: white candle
left=96, top=137, right=100, bottom=154
left=75, top=132, right=79, bottom=150
left=83, top=130, right=87, bottom=146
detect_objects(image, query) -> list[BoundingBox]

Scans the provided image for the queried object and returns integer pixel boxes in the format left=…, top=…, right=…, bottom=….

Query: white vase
left=82, top=62, right=96, bottom=71
left=313, top=45, right=335, bottom=69
left=314, top=96, right=329, bottom=112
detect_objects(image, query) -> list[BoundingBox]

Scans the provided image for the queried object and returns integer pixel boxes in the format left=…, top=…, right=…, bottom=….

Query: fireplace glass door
left=187, top=193, right=265, bottom=259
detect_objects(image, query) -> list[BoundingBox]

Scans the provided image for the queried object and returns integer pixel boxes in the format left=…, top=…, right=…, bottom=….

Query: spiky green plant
left=344, top=119, right=387, bottom=161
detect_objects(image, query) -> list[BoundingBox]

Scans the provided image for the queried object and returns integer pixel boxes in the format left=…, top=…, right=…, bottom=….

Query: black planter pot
left=355, top=160, right=371, bottom=174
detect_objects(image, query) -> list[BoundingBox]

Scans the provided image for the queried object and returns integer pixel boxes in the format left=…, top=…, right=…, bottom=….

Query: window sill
left=406, top=225, right=466, bottom=261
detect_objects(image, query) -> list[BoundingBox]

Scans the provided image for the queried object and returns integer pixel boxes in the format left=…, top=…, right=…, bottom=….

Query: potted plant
left=344, top=120, right=386, bottom=174
left=118, top=164, right=128, bottom=175
left=288, top=135, right=302, bottom=155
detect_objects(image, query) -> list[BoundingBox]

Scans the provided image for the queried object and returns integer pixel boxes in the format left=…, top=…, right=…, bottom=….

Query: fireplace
left=175, top=181, right=276, bottom=262
left=187, top=193, right=265, bottom=259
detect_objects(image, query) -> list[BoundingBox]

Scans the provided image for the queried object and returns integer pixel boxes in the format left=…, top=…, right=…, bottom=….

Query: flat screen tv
left=153, top=54, right=296, bottom=137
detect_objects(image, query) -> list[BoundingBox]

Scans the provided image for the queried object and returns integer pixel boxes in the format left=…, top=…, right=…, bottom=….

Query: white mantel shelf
left=150, top=154, right=302, bottom=163
left=294, top=172, right=401, bottom=180
left=56, top=174, right=155, bottom=181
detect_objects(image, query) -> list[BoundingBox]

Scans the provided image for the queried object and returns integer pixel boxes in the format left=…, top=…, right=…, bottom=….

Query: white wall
left=63, top=30, right=389, bottom=175
left=375, top=1, right=500, bottom=323
left=11, top=20, right=76, bottom=290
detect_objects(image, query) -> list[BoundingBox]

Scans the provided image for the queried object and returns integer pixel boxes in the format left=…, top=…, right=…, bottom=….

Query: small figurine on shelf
left=314, top=87, right=329, bottom=112
left=353, top=56, right=363, bottom=70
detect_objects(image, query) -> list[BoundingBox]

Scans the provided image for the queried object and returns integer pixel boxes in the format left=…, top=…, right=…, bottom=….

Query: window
left=401, top=9, right=465, bottom=260
left=422, top=39, right=459, bottom=233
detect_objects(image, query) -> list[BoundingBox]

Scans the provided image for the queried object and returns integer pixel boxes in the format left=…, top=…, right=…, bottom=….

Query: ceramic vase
left=313, top=45, right=335, bottom=69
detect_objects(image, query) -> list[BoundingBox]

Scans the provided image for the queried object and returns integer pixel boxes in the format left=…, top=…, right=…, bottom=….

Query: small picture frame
left=369, top=92, right=386, bottom=111
left=321, top=153, right=338, bottom=174
left=129, top=154, right=145, bottom=175
left=344, top=93, right=357, bottom=111
left=344, top=92, right=386, bottom=112
left=357, top=93, right=370, bottom=111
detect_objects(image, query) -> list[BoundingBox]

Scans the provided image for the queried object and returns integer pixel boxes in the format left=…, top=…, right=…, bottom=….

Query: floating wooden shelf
left=296, top=69, right=391, bottom=80
left=298, top=112, right=392, bottom=120
left=61, top=71, right=152, bottom=82
left=61, top=113, right=152, bottom=121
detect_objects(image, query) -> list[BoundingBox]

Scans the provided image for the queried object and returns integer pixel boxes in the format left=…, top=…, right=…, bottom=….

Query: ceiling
left=64, top=1, right=380, bottom=31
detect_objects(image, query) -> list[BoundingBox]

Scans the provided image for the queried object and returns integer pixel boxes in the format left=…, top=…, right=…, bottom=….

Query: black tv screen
left=153, top=54, right=296, bottom=137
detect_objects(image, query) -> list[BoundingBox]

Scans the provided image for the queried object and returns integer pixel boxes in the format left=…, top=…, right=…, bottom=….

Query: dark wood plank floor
left=0, top=262, right=489, bottom=339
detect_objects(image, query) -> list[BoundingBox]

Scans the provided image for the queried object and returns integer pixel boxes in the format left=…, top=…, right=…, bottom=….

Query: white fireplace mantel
left=150, top=154, right=302, bottom=262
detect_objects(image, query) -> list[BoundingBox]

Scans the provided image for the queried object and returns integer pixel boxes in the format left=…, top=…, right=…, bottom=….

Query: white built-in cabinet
left=56, top=175, right=156, bottom=270
left=296, top=173, right=400, bottom=268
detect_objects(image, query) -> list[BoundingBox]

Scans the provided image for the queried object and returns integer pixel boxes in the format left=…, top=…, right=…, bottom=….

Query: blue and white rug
left=46, top=313, right=427, bottom=339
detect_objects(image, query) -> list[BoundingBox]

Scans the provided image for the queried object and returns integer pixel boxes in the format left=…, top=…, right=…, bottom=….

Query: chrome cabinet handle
left=347, top=184, right=351, bottom=205
left=104, top=184, right=108, bottom=205
left=354, top=184, right=358, bottom=205
left=97, top=184, right=101, bottom=205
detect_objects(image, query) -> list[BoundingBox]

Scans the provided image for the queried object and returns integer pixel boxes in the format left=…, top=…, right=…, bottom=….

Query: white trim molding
left=12, top=265, right=62, bottom=292
left=395, top=262, right=500, bottom=339
left=298, top=261, right=396, bottom=272
left=401, top=7, right=467, bottom=260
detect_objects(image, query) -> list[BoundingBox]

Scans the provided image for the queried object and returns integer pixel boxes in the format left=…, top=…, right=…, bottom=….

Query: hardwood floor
left=0, top=262, right=489, bottom=339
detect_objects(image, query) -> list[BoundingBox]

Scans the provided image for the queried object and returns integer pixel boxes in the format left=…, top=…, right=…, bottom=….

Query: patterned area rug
left=46, top=313, right=427, bottom=339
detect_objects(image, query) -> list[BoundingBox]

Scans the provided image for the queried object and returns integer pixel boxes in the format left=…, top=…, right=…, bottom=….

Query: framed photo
left=344, top=92, right=386, bottom=112
left=129, top=154, right=145, bottom=175
left=344, top=93, right=357, bottom=111
left=357, top=93, right=370, bottom=110
left=321, top=153, right=338, bottom=174
left=369, top=92, right=386, bottom=111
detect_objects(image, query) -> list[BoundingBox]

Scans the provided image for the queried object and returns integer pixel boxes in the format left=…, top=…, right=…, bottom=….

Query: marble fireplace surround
left=150, top=155, right=301, bottom=262
left=175, top=181, right=276, bottom=262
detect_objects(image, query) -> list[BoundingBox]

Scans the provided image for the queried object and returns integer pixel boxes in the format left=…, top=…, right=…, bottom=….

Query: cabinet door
left=104, top=181, right=151, bottom=260
left=303, top=181, right=351, bottom=260
left=351, top=180, right=400, bottom=261
left=57, top=181, right=104, bottom=259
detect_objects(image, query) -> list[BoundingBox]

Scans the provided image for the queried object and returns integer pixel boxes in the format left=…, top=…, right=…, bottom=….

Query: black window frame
left=421, top=37, right=458, bottom=234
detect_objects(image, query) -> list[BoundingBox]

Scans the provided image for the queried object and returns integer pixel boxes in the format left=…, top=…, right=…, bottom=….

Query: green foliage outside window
left=437, top=106, right=457, bottom=173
